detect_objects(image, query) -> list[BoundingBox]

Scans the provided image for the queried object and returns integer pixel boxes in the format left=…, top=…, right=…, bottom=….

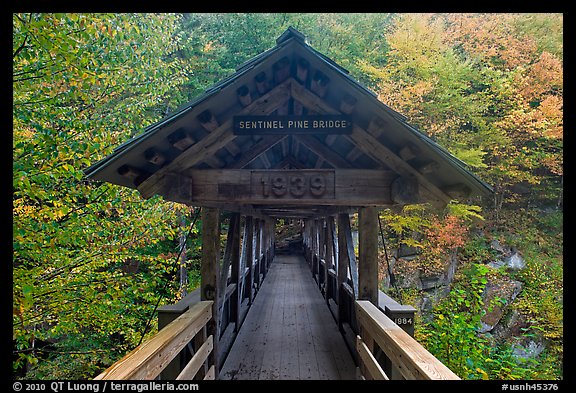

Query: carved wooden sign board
left=233, top=115, right=352, bottom=135
left=251, top=170, right=335, bottom=200
left=176, top=169, right=395, bottom=208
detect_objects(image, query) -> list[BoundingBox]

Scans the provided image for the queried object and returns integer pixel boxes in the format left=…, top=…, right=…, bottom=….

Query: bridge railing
left=355, top=300, right=460, bottom=380
left=94, top=301, right=215, bottom=380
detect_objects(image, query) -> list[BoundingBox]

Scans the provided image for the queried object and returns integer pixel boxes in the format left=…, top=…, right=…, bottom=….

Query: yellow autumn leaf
left=476, top=368, right=489, bottom=380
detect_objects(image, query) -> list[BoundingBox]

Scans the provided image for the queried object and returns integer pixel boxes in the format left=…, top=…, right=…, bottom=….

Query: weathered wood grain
left=176, top=335, right=213, bottom=380
left=94, top=301, right=212, bottom=380
left=356, top=335, right=388, bottom=380
left=355, top=300, right=460, bottom=380
left=219, top=254, right=356, bottom=380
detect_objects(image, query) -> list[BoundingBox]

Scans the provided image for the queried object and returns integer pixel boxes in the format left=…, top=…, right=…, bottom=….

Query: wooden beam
left=356, top=335, right=389, bottom=380
left=244, top=216, right=254, bottom=304
left=295, top=57, right=310, bottom=85
left=197, top=110, right=219, bottom=132
left=358, top=207, right=379, bottom=306
left=367, top=116, right=387, bottom=139
left=259, top=152, right=271, bottom=169
left=168, top=129, right=196, bottom=151
left=236, top=85, right=252, bottom=107
left=229, top=135, right=287, bottom=169
left=310, top=70, right=330, bottom=98
left=203, top=155, right=225, bottom=169
left=273, top=56, right=291, bottom=84
left=391, top=176, right=420, bottom=205
left=289, top=82, right=452, bottom=207
left=348, top=128, right=451, bottom=206
left=178, top=169, right=394, bottom=206
left=254, top=219, right=262, bottom=290
left=218, top=214, right=240, bottom=337
left=200, top=207, right=220, bottom=379
left=254, top=71, right=270, bottom=96
left=271, top=155, right=306, bottom=170
left=228, top=214, right=241, bottom=330
left=281, top=136, right=289, bottom=158
left=95, top=301, right=213, bottom=380
left=144, top=148, right=168, bottom=167
left=175, top=335, right=213, bottom=380
left=345, top=147, right=363, bottom=163
left=339, top=93, right=357, bottom=115
left=356, top=300, right=460, bottom=380
left=324, top=216, right=334, bottom=304
left=338, top=213, right=358, bottom=299
left=398, top=142, right=420, bottom=161
left=137, top=79, right=292, bottom=199
left=293, top=134, right=353, bottom=169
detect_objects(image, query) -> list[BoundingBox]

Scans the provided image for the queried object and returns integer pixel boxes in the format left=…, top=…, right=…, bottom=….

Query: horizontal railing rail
left=95, top=301, right=214, bottom=380
left=355, top=300, right=460, bottom=380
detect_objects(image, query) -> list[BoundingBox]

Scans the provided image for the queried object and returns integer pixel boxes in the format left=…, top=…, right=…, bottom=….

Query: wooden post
left=261, top=219, right=268, bottom=279
left=304, top=220, right=311, bottom=266
left=245, top=216, right=254, bottom=305
left=337, top=213, right=350, bottom=327
left=254, top=219, right=261, bottom=291
left=313, top=219, right=320, bottom=281
left=358, top=207, right=379, bottom=305
left=319, top=218, right=326, bottom=291
left=200, top=207, right=220, bottom=378
left=325, top=216, right=334, bottom=304
left=229, top=214, right=241, bottom=332
left=270, top=219, right=275, bottom=266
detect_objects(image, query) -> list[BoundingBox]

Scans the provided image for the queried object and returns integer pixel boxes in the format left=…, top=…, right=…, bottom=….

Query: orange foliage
left=443, top=14, right=539, bottom=70
left=421, top=215, right=469, bottom=274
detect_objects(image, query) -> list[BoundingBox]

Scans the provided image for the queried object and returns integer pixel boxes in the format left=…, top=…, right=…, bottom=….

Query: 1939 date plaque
left=251, top=170, right=335, bottom=200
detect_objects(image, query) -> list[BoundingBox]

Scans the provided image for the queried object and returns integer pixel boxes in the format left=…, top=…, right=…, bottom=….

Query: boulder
left=491, top=309, right=529, bottom=342
left=479, top=278, right=523, bottom=333
left=487, top=239, right=526, bottom=271
left=512, top=338, right=546, bottom=361
left=505, top=252, right=526, bottom=270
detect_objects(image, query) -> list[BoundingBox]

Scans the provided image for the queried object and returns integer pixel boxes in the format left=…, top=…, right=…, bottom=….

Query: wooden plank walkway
left=219, top=254, right=357, bottom=380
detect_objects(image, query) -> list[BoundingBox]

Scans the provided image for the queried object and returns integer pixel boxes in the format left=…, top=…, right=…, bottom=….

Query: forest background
left=12, top=13, right=563, bottom=380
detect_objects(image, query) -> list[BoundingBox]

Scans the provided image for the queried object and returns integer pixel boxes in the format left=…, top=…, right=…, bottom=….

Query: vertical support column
left=201, top=207, right=220, bottom=379
left=304, top=220, right=311, bottom=266
left=358, top=207, right=379, bottom=305
left=229, top=213, right=241, bottom=331
left=337, top=213, right=350, bottom=327
left=245, top=215, right=254, bottom=305
left=324, top=217, right=333, bottom=303
left=314, top=218, right=320, bottom=281
left=319, top=218, right=326, bottom=292
left=270, top=219, right=275, bottom=265
left=310, top=220, right=316, bottom=277
left=254, top=219, right=261, bottom=291
left=261, top=219, right=268, bottom=280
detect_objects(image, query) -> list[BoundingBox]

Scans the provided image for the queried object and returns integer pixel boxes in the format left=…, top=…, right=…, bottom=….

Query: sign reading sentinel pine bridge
left=233, top=115, right=352, bottom=135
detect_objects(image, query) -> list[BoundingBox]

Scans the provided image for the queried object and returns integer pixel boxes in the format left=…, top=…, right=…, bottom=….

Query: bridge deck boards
left=219, top=254, right=356, bottom=380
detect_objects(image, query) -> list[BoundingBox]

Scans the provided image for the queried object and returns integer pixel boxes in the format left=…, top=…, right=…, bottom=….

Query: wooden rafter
left=229, top=135, right=288, bottom=169
left=290, top=80, right=453, bottom=206
left=271, top=155, right=306, bottom=169
left=137, top=79, right=293, bottom=199
left=293, top=134, right=352, bottom=169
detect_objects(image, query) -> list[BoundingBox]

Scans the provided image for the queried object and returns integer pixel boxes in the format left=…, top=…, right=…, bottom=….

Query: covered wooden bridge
left=85, top=28, right=492, bottom=381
